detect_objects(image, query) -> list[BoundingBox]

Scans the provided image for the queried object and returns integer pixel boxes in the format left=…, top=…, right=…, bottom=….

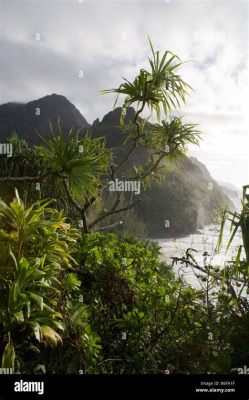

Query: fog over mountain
left=0, top=94, right=233, bottom=238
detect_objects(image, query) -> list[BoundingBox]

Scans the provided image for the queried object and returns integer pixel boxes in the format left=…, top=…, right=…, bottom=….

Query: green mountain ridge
left=0, top=94, right=233, bottom=238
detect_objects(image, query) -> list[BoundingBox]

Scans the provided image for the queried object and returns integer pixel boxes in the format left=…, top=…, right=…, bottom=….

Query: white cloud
left=0, top=0, right=248, bottom=187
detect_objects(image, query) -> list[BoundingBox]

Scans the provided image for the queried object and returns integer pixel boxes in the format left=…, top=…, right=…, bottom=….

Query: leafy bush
left=0, top=190, right=79, bottom=372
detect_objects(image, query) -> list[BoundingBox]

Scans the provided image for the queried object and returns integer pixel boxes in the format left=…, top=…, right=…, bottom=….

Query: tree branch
left=111, top=79, right=152, bottom=176
left=0, top=176, right=40, bottom=182
left=89, top=199, right=140, bottom=229
left=62, top=178, right=88, bottom=233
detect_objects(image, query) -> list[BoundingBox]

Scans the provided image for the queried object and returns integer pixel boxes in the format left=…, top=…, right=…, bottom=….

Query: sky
left=0, top=0, right=248, bottom=188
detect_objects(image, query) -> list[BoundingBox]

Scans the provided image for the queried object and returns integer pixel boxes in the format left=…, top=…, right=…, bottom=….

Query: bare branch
left=0, top=176, right=40, bottom=182
left=89, top=199, right=140, bottom=228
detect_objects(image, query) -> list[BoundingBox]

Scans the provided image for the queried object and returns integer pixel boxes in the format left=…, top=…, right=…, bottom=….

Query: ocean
left=156, top=224, right=243, bottom=287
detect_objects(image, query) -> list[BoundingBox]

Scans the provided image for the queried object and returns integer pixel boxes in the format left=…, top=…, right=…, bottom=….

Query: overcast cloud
left=0, top=0, right=248, bottom=187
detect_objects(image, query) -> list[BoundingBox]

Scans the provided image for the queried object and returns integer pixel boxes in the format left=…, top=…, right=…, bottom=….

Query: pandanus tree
left=48, top=39, right=200, bottom=231
left=95, top=38, right=200, bottom=227
left=102, top=37, right=191, bottom=116
left=0, top=38, right=201, bottom=233
left=0, top=127, right=111, bottom=233
left=36, top=126, right=111, bottom=233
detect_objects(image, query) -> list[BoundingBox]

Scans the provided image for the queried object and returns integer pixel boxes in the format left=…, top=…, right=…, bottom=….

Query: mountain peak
left=28, top=93, right=71, bottom=105
left=101, top=107, right=136, bottom=125
left=0, top=94, right=89, bottom=142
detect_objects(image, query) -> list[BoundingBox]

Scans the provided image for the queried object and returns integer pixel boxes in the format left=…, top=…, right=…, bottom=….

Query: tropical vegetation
left=0, top=39, right=247, bottom=374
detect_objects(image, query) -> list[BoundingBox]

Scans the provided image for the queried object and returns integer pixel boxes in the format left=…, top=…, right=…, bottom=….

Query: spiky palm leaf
left=37, top=124, right=107, bottom=201
left=101, top=37, right=192, bottom=121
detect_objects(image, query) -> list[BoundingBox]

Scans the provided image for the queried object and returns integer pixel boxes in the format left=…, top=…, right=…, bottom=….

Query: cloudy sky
left=0, top=0, right=248, bottom=188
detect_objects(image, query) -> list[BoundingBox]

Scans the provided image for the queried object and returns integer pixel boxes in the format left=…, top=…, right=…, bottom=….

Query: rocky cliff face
left=129, top=157, right=232, bottom=238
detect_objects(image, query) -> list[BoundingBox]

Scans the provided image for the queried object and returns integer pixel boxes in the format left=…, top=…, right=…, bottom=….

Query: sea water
left=156, top=224, right=243, bottom=287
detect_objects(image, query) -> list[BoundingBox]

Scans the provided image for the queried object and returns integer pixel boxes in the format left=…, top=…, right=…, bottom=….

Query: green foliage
left=36, top=124, right=110, bottom=201
left=0, top=191, right=248, bottom=374
left=216, top=184, right=249, bottom=262
left=0, top=191, right=79, bottom=372
left=2, top=334, right=15, bottom=370
left=102, top=37, right=192, bottom=121
left=72, top=232, right=230, bottom=373
left=0, top=39, right=247, bottom=376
